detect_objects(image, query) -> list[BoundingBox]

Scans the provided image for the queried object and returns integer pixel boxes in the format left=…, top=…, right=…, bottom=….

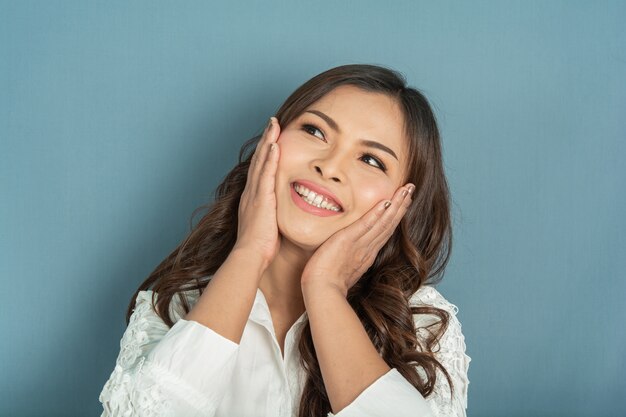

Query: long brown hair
left=127, top=64, right=454, bottom=416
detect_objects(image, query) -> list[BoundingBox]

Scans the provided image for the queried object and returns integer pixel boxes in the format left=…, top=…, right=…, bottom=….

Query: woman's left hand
left=301, top=183, right=415, bottom=298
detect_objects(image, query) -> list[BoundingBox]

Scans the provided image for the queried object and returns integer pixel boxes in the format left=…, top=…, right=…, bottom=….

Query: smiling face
left=274, top=85, right=410, bottom=251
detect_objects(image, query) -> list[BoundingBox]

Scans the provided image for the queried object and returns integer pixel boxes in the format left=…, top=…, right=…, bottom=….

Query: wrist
left=229, top=245, right=270, bottom=275
left=301, top=280, right=348, bottom=299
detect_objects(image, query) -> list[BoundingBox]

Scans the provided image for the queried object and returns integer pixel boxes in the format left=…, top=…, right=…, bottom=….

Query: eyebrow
left=305, top=110, right=399, bottom=161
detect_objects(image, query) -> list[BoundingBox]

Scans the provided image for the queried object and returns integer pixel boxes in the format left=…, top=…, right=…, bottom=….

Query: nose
left=312, top=152, right=345, bottom=183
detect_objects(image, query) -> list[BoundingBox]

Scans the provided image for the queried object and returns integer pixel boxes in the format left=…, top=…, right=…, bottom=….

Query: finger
left=348, top=183, right=413, bottom=244
left=247, top=117, right=277, bottom=185
left=257, top=142, right=280, bottom=197
left=249, top=118, right=273, bottom=166
left=337, top=198, right=393, bottom=243
left=389, top=187, right=413, bottom=227
left=369, top=184, right=414, bottom=248
left=254, top=117, right=275, bottom=155
left=361, top=185, right=407, bottom=237
left=251, top=118, right=280, bottom=182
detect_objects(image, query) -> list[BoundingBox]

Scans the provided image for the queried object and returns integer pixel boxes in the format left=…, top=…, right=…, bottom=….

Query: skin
left=186, top=85, right=417, bottom=414
left=274, top=84, right=409, bottom=251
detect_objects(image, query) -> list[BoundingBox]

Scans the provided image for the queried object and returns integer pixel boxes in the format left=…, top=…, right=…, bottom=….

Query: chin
left=277, top=218, right=331, bottom=252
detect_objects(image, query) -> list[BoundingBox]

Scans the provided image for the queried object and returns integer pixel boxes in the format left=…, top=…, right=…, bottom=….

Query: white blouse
left=99, top=284, right=470, bottom=417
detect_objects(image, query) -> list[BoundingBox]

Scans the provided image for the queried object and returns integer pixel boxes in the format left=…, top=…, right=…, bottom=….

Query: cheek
left=275, top=137, right=299, bottom=180
left=275, top=134, right=314, bottom=178
left=348, top=179, right=396, bottom=218
left=277, top=133, right=306, bottom=158
left=278, top=134, right=296, bottom=157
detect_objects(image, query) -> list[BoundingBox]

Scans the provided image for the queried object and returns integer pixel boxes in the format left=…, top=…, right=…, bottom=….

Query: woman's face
left=274, top=85, right=410, bottom=251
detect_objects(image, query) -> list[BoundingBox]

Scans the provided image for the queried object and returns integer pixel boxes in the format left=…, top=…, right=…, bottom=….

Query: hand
left=232, top=117, right=282, bottom=266
left=300, top=183, right=415, bottom=297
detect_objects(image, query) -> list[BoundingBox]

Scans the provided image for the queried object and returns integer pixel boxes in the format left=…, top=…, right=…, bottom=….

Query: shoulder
left=409, top=285, right=464, bottom=330
left=408, top=285, right=469, bottom=357
left=408, top=285, right=469, bottom=356
left=409, top=285, right=458, bottom=314
left=409, top=285, right=471, bottom=416
left=132, top=288, right=202, bottom=324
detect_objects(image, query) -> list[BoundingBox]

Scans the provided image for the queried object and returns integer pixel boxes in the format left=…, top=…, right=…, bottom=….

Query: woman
left=99, top=64, right=471, bottom=417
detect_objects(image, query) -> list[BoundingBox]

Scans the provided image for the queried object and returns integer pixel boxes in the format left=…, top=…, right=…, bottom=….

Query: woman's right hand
left=233, top=117, right=281, bottom=267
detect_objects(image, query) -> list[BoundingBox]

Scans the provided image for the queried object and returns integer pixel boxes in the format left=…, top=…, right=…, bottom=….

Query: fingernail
left=384, top=200, right=391, bottom=209
left=270, top=143, right=276, bottom=151
left=402, top=189, right=408, bottom=197
left=407, top=184, right=415, bottom=195
left=267, top=118, right=273, bottom=131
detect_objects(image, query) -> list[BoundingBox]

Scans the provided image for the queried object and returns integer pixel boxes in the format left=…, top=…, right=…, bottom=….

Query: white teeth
left=293, top=183, right=341, bottom=212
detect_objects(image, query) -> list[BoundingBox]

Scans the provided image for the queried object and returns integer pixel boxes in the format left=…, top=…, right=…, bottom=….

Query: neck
left=258, top=237, right=312, bottom=316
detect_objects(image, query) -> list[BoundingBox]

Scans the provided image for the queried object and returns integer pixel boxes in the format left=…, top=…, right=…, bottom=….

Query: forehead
left=303, top=84, right=409, bottom=170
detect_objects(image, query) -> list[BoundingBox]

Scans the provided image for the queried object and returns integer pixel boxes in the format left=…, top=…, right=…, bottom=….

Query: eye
left=302, top=124, right=326, bottom=141
left=302, top=123, right=387, bottom=172
left=360, top=154, right=387, bottom=172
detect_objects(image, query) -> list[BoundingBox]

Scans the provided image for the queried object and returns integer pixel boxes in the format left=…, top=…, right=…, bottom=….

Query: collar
left=250, top=288, right=308, bottom=335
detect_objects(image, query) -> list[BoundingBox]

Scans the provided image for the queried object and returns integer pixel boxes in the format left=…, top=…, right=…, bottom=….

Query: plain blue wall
left=1, top=1, right=624, bottom=416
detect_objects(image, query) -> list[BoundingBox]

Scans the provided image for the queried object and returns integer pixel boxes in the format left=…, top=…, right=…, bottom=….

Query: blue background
left=1, top=1, right=625, bottom=416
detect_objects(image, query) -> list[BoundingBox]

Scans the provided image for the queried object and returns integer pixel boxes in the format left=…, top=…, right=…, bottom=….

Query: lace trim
left=117, top=295, right=154, bottom=369
left=99, top=291, right=212, bottom=417
left=410, top=286, right=471, bottom=417
left=100, top=292, right=169, bottom=416
left=100, top=357, right=172, bottom=417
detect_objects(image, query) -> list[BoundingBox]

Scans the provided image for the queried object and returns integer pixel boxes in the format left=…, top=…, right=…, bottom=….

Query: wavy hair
left=127, top=64, right=454, bottom=416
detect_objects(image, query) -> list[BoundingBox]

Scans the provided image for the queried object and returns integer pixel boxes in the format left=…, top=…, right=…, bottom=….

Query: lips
left=291, top=179, right=344, bottom=211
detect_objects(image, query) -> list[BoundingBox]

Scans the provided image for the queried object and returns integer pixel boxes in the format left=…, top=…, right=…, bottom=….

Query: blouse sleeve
left=99, top=290, right=239, bottom=417
left=327, top=287, right=470, bottom=417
